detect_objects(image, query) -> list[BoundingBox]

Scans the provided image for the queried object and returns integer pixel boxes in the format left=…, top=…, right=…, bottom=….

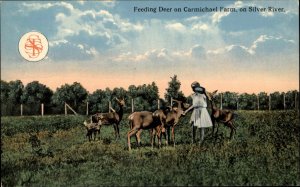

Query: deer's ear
left=213, top=90, right=218, bottom=94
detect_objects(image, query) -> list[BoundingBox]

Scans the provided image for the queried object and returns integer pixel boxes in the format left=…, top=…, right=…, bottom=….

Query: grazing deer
left=127, top=111, right=164, bottom=151
left=91, top=98, right=125, bottom=139
left=206, top=90, right=236, bottom=139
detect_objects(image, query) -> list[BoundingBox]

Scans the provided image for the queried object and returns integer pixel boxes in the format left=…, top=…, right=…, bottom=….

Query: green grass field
left=1, top=111, right=300, bottom=186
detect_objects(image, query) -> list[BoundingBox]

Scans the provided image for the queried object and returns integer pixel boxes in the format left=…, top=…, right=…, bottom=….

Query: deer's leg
left=113, top=124, right=118, bottom=139
left=150, top=129, right=154, bottom=149
left=166, top=127, right=171, bottom=145
left=116, top=123, right=120, bottom=139
left=86, top=132, right=89, bottom=141
left=136, top=129, right=142, bottom=147
left=228, top=121, right=235, bottom=139
left=161, top=127, right=167, bottom=146
left=127, top=128, right=138, bottom=151
left=97, top=126, right=102, bottom=140
left=87, top=130, right=92, bottom=141
left=93, top=130, right=97, bottom=141
left=157, top=127, right=162, bottom=148
left=172, top=126, right=175, bottom=147
left=215, top=122, right=220, bottom=136
left=212, top=118, right=217, bottom=137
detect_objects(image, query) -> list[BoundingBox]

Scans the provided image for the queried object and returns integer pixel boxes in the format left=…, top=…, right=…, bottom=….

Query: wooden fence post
left=257, top=95, right=260, bottom=110
left=41, top=103, right=44, bottom=116
left=65, top=102, right=67, bottom=115
left=269, top=94, right=271, bottom=111
left=131, top=98, right=134, bottom=113
left=171, top=97, right=173, bottom=107
left=283, top=93, right=286, bottom=110
left=65, top=103, right=78, bottom=115
left=220, top=93, right=223, bottom=110
left=295, top=92, right=298, bottom=111
left=109, top=101, right=111, bottom=113
left=86, top=102, right=89, bottom=116
left=20, top=104, right=23, bottom=116
left=157, top=99, right=160, bottom=110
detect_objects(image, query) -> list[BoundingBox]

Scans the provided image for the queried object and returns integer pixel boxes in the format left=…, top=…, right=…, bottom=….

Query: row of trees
left=1, top=75, right=299, bottom=116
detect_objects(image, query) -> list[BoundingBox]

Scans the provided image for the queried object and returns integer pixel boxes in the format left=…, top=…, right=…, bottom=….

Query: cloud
left=112, top=48, right=173, bottom=63
left=165, top=22, right=186, bottom=32
left=191, top=45, right=207, bottom=59
left=49, top=39, right=68, bottom=47
left=22, top=2, right=74, bottom=12
left=27, top=3, right=143, bottom=62
left=191, top=23, right=210, bottom=31
left=249, top=35, right=296, bottom=55
left=48, top=40, right=97, bottom=61
left=207, top=35, right=297, bottom=58
left=211, top=1, right=244, bottom=24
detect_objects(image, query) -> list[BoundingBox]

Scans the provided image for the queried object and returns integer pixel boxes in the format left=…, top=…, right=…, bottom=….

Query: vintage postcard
left=1, top=0, right=299, bottom=186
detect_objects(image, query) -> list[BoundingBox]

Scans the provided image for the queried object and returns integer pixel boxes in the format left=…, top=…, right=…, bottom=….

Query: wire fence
left=5, top=91, right=299, bottom=117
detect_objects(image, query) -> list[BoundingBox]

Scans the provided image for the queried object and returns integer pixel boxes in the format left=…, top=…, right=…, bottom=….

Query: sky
left=1, top=0, right=299, bottom=97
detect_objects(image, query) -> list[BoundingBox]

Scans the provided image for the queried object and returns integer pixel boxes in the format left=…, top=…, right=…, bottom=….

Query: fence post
left=220, top=93, right=223, bottom=110
left=86, top=102, right=89, bottom=116
left=295, top=92, right=298, bottom=110
left=65, top=103, right=78, bottom=115
left=269, top=94, right=271, bottom=111
left=109, top=101, right=111, bottom=113
left=41, top=103, right=44, bottom=116
left=64, top=102, right=67, bottom=115
left=157, top=99, right=160, bottom=110
left=283, top=93, right=286, bottom=110
left=257, top=95, right=260, bottom=110
left=20, top=104, right=23, bottom=116
left=131, top=98, right=134, bottom=113
left=171, top=97, right=173, bottom=107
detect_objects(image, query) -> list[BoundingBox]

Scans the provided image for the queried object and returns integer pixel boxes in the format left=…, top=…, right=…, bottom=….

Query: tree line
left=1, top=75, right=299, bottom=116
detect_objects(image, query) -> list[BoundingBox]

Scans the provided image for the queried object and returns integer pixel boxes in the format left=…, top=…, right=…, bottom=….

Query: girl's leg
left=200, top=128, right=205, bottom=145
left=192, top=123, right=196, bottom=144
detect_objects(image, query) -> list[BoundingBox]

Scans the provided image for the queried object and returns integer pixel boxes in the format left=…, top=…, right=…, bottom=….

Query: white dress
left=190, top=93, right=213, bottom=128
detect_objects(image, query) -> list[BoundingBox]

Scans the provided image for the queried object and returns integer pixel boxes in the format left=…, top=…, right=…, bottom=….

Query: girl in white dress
left=184, top=81, right=213, bottom=144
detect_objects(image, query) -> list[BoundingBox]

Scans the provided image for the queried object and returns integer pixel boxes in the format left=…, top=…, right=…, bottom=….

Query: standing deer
left=91, top=98, right=125, bottom=139
left=152, top=99, right=190, bottom=147
left=83, top=120, right=100, bottom=141
left=127, top=111, right=164, bottom=151
left=206, top=90, right=236, bottom=139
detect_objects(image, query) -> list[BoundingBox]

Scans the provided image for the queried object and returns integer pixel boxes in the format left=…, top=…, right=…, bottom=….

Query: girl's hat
left=191, top=81, right=205, bottom=93
left=191, top=81, right=200, bottom=89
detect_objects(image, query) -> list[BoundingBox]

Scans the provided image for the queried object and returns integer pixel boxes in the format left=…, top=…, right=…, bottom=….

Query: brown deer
left=206, top=90, right=236, bottom=139
left=127, top=111, right=164, bottom=151
left=91, top=98, right=125, bottom=139
left=151, top=99, right=190, bottom=147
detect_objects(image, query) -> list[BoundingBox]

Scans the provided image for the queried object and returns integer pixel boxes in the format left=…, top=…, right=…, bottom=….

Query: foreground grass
left=1, top=111, right=300, bottom=186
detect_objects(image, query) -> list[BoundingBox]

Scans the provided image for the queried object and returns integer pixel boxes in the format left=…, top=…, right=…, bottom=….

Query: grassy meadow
left=1, top=111, right=300, bottom=186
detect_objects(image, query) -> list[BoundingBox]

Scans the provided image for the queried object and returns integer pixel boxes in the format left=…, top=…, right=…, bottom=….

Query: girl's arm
left=183, top=105, right=194, bottom=115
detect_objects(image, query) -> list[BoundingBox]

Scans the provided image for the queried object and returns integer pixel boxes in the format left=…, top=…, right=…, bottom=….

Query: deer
left=91, top=97, right=125, bottom=140
left=83, top=120, right=100, bottom=141
left=206, top=90, right=236, bottom=139
left=150, top=99, right=190, bottom=147
left=127, top=99, right=189, bottom=151
left=127, top=110, right=165, bottom=151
